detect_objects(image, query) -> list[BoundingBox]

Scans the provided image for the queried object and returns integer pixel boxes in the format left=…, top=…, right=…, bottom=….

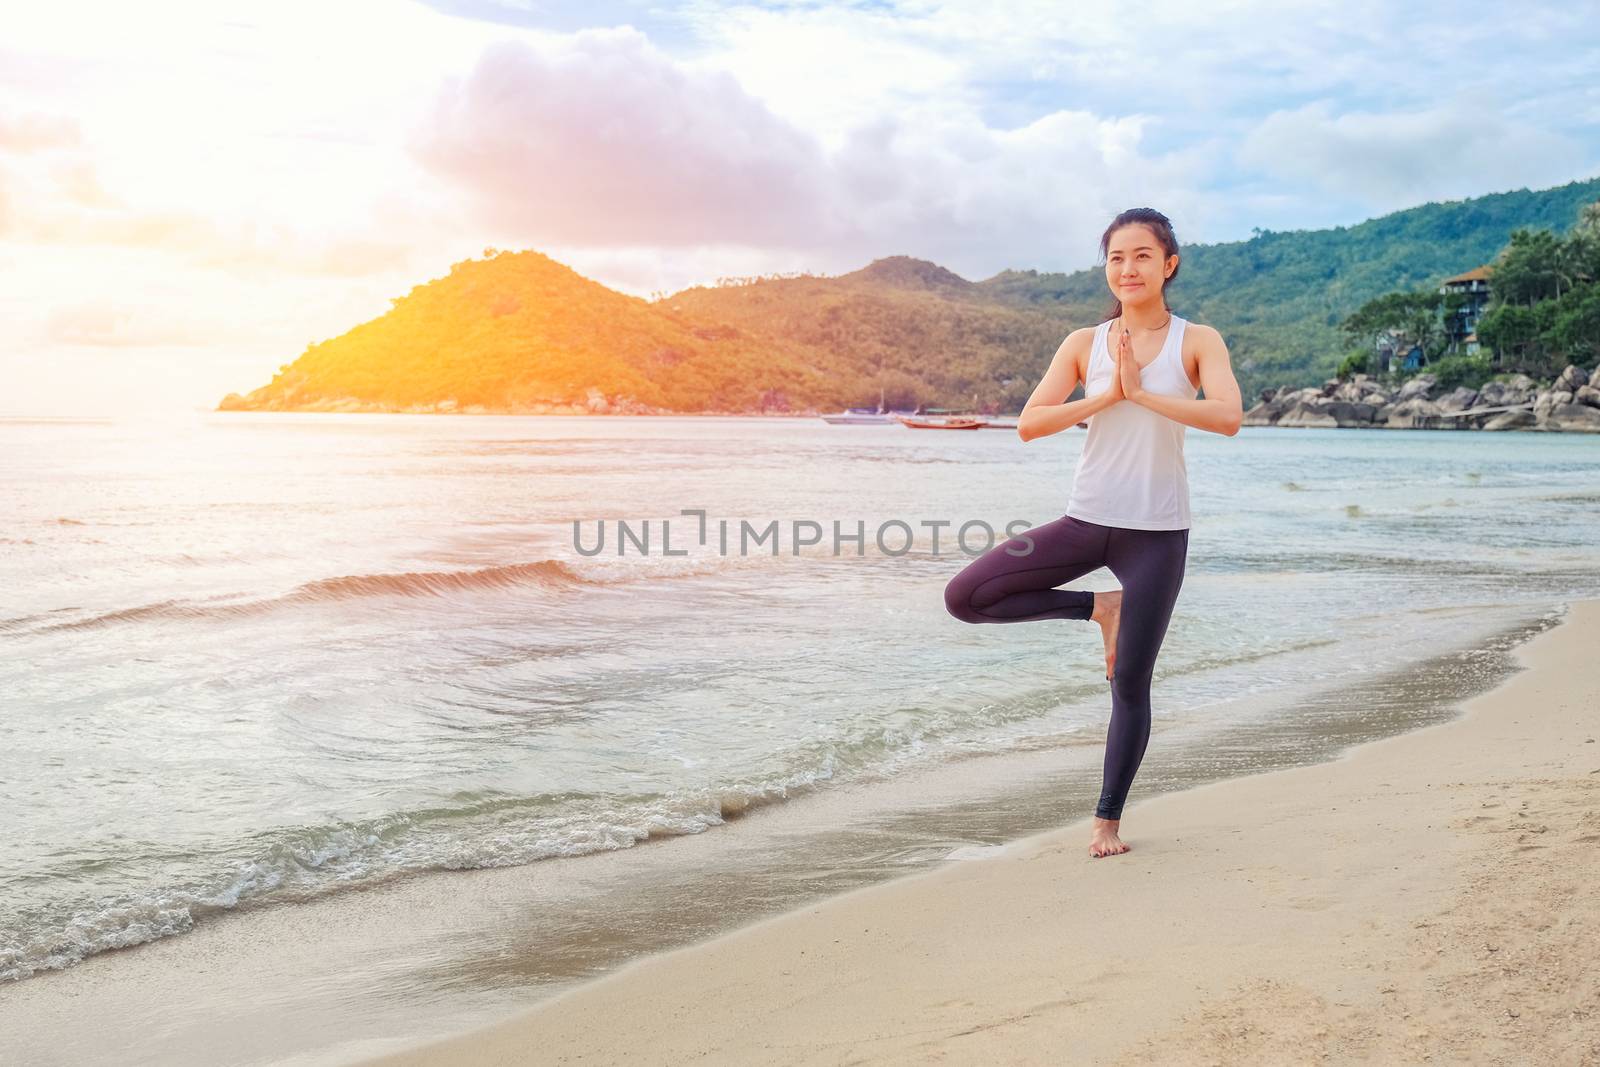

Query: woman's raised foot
left=1091, top=589, right=1122, bottom=681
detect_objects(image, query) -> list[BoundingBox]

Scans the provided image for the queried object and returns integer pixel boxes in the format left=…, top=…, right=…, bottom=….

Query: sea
left=1, top=412, right=1597, bottom=1065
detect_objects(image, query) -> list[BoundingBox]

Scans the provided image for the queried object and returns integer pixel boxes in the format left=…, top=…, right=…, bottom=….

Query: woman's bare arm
left=1018, top=329, right=1120, bottom=443
left=1119, top=324, right=1243, bottom=436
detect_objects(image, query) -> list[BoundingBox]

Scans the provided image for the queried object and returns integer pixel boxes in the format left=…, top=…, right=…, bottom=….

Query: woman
left=943, top=207, right=1243, bottom=859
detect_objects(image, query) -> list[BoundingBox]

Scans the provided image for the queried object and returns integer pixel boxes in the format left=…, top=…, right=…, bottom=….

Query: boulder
left=1386, top=397, right=1443, bottom=428
left=1396, top=373, right=1438, bottom=401
left=1555, top=364, right=1589, bottom=392
left=1242, top=402, right=1281, bottom=426
left=1542, top=403, right=1600, bottom=432
left=1482, top=409, right=1536, bottom=431
left=1436, top=386, right=1479, bottom=413
left=1591, top=366, right=1600, bottom=390
left=1242, top=394, right=1300, bottom=425
left=1576, top=384, right=1600, bottom=409
left=1481, top=375, right=1537, bottom=406
left=1533, top=390, right=1574, bottom=421
left=1506, top=376, right=1539, bottom=404
left=1321, top=400, right=1380, bottom=426
left=1276, top=401, right=1339, bottom=428
left=1331, top=379, right=1388, bottom=403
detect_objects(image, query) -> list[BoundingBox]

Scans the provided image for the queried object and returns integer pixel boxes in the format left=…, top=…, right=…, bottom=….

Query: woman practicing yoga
left=943, top=207, right=1244, bottom=859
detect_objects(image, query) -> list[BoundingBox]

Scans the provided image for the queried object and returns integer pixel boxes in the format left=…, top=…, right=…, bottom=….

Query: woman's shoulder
left=1060, top=322, right=1108, bottom=366
left=1177, top=318, right=1225, bottom=347
left=1065, top=320, right=1114, bottom=346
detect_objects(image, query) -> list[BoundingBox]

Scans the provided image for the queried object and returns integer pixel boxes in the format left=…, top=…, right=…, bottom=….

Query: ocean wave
left=0, top=778, right=823, bottom=984
left=22, top=560, right=601, bottom=634
left=9, top=552, right=798, bottom=636
left=290, top=559, right=594, bottom=601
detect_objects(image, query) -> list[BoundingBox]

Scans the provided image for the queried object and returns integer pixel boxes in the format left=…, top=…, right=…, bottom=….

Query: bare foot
left=1091, top=589, right=1122, bottom=681
left=1088, top=817, right=1130, bottom=858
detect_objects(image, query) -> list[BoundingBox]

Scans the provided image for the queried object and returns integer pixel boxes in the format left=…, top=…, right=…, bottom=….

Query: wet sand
left=370, top=599, right=1600, bottom=1066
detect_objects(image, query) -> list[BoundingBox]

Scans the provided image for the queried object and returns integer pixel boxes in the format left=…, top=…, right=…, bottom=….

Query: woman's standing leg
left=943, top=514, right=1109, bottom=624
left=1094, top=526, right=1189, bottom=846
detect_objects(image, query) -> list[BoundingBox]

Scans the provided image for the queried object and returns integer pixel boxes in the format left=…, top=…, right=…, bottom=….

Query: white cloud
left=44, top=301, right=216, bottom=348
left=0, top=110, right=80, bottom=152
left=409, top=27, right=1218, bottom=278
left=549, top=242, right=824, bottom=298
left=411, top=29, right=833, bottom=247
left=1236, top=94, right=1589, bottom=212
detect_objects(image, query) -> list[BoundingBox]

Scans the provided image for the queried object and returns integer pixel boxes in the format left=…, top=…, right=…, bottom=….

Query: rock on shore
left=1241, top=365, right=1600, bottom=432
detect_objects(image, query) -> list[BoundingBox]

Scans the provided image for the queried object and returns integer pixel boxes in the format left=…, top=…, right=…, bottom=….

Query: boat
left=820, top=407, right=902, bottom=425
left=895, top=410, right=987, bottom=430
left=825, top=398, right=1018, bottom=430
left=819, top=387, right=916, bottom=425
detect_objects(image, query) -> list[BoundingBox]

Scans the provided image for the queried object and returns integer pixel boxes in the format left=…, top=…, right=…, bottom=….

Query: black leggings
left=942, top=514, right=1188, bottom=820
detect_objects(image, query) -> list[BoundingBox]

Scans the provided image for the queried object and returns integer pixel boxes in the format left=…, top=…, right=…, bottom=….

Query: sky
left=2, top=0, right=1597, bottom=414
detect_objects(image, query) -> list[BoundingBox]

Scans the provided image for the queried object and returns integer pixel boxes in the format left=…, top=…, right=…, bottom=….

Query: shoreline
left=2, top=405, right=1577, bottom=430
left=198, top=408, right=1600, bottom=431
left=367, top=598, right=1600, bottom=1066
left=0, top=601, right=1569, bottom=1065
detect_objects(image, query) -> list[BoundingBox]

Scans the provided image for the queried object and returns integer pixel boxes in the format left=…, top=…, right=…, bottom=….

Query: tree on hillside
left=1475, top=203, right=1600, bottom=375
left=1340, top=290, right=1444, bottom=357
left=1486, top=216, right=1600, bottom=305
left=1548, top=284, right=1600, bottom=366
left=1574, top=200, right=1600, bottom=242
left=1476, top=302, right=1548, bottom=374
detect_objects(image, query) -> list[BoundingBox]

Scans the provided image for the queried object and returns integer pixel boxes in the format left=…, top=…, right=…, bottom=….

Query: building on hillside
left=1373, top=328, right=1425, bottom=374
left=1440, top=265, right=1493, bottom=357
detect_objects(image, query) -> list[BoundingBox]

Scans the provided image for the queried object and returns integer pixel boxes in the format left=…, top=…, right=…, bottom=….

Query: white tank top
left=1064, top=315, right=1196, bottom=531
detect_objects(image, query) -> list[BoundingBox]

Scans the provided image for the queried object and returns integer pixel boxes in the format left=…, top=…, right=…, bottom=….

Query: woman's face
left=1104, top=224, right=1178, bottom=306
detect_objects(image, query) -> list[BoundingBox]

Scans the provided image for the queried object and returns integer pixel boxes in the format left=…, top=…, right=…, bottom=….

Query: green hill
left=218, top=251, right=848, bottom=414
left=657, top=257, right=1066, bottom=413
left=220, top=175, right=1600, bottom=414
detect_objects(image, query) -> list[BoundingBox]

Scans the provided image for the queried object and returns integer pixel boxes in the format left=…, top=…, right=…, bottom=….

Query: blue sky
left=1, top=0, right=1597, bottom=412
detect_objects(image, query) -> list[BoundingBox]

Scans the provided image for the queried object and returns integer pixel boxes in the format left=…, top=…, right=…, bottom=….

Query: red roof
left=1441, top=265, right=1493, bottom=284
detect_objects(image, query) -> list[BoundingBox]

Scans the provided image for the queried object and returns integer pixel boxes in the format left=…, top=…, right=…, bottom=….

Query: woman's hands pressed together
left=1105, top=330, right=1125, bottom=402
left=1113, top=326, right=1143, bottom=403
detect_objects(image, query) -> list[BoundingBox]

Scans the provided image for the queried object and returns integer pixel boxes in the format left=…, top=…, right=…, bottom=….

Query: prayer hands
left=1112, top=326, right=1142, bottom=402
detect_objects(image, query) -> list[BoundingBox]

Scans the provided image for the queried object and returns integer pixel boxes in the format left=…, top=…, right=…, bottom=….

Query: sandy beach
left=369, top=598, right=1600, bottom=1066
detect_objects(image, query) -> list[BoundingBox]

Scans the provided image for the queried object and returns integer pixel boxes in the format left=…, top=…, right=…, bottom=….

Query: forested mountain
left=974, top=177, right=1600, bottom=395
left=219, top=176, right=1600, bottom=415
left=218, top=251, right=846, bottom=414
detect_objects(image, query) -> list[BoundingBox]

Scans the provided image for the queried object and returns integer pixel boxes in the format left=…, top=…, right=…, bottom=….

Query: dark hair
left=1099, top=208, right=1180, bottom=322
